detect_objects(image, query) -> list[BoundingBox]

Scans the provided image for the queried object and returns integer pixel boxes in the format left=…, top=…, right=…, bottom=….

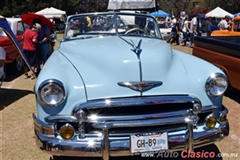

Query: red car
left=0, top=18, right=29, bottom=73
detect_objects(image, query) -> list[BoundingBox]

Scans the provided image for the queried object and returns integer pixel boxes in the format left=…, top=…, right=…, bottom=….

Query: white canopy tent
left=205, top=7, right=234, bottom=18
left=107, top=0, right=156, bottom=11
left=35, top=7, right=66, bottom=19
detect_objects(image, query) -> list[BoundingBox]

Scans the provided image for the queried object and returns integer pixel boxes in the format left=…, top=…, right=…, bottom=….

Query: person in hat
left=22, top=23, right=41, bottom=79
left=32, top=18, right=51, bottom=73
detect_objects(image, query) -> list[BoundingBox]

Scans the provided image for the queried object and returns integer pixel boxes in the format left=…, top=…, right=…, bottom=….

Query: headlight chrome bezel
left=205, top=73, right=228, bottom=96
left=38, top=79, right=66, bottom=106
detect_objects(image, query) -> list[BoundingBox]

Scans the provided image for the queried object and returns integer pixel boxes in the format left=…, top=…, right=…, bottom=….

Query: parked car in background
left=211, top=16, right=240, bottom=36
left=158, top=20, right=171, bottom=40
left=0, top=18, right=29, bottom=73
left=188, top=14, right=219, bottom=36
left=193, top=36, right=240, bottom=91
left=53, top=18, right=65, bottom=33
left=32, top=12, right=229, bottom=160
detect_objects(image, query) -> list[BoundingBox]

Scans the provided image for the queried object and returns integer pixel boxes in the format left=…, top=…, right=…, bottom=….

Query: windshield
left=234, top=20, right=240, bottom=32
left=0, top=29, right=6, bottom=36
left=0, top=21, right=14, bottom=36
left=0, top=21, right=10, bottom=36
left=64, top=12, right=162, bottom=40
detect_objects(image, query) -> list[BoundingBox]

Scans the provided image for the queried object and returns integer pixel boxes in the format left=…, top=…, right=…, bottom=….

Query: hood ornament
left=118, top=81, right=163, bottom=92
left=118, top=35, right=142, bottom=57
left=117, top=36, right=162, bottom=92
left=130, top=39, right=142, bottom=57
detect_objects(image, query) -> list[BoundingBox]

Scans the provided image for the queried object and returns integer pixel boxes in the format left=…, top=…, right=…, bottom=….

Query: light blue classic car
left=33, top=12, right=229, bottom=160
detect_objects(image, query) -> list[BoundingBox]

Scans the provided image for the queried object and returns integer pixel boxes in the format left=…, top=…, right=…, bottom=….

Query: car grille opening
left=84, top=102, right=193, bottom=116
left=108, top=123, right=187, bottom=137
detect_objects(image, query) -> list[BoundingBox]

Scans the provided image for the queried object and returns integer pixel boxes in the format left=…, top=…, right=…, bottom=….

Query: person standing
left=200, top=18, right=207, bottom=36
left=205, top=17, right=212, bottom=36
left=170, top=17, right=180, bottom=45
left=32, top=18, right=51, bottom=73
left=0, top=46, right=6, bottom=79
left=171, top=15, right=177, bottom=25
left=85, top=16, right=92, bottom=32
left=180, top=17, right=190, bottom=46
left=22, top=23, right=41, bottom=79
left=217, top=15, right=231, bottom=30
left=189, top=14, right=199, bottom=48
left=226, top=16, right=232, bottom=29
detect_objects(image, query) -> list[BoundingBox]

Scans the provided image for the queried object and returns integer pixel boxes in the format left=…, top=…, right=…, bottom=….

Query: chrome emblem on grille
left=118, top=81, right=163, bottom=92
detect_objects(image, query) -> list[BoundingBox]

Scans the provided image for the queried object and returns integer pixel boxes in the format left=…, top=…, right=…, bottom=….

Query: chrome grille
left=73, top=96, right=203, bottom=137
left=108, top=123, right=187, bottom=137
left=84, top=102, right=193, bottom=116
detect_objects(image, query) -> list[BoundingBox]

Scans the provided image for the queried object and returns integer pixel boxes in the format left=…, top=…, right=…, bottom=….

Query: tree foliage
left=204, top=0, right=240, bottom=14
left=0, top=0, right=106, bottom=17
left=158, top=0, right=240, bottom=17
left=158, top=0, right=191, bottom=17
left=78, top=0, right=108, bottom=13
left=0, top=0, right=239, bottom=17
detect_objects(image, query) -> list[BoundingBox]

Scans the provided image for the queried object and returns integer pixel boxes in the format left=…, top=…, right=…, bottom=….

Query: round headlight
left=38, top=79, right=65, bottom=106
left=206, top=73, right=228, bottom=96
left=59, top=123, right=75, bottom=139
left=205, top=114, right=217, bottom=129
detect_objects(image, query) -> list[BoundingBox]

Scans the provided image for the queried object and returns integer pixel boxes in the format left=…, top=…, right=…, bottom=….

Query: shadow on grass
left=0, top=88, right=34, bottom=110
left=3, top=71, right=23, bottom=82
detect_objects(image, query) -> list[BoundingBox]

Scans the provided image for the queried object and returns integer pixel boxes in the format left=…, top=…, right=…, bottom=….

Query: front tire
left=15, top=54, right=24, bottom=72
left=6, top=55, right=24, bottom=74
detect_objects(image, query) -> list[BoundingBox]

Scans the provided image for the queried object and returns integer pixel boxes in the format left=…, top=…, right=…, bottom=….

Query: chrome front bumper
left=33, top=106, right=229, bottom=160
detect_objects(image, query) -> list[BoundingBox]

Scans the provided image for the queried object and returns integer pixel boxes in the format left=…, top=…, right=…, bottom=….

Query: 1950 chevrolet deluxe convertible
left=32, top=12, right=229, bottom=160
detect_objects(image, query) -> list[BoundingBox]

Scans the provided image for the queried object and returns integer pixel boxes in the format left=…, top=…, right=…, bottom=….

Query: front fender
left=34, top=51, right=87, bottom=122
left=175, top=50, right=224, bottom=109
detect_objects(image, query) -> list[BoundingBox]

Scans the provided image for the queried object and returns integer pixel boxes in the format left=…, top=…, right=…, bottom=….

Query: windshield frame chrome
left=63, top=11, right=162, bottom=40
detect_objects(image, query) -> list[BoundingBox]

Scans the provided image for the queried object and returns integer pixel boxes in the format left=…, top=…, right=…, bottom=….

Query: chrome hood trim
left=117, top=37, right=163, bottom=93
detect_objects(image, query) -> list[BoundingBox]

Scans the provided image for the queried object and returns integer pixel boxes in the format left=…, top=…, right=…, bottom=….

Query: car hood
left=59, top=36, right=189, bottom=100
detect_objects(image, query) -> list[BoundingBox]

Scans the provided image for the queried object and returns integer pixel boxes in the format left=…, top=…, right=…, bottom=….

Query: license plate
left=131, top=132, right=168, bottom=153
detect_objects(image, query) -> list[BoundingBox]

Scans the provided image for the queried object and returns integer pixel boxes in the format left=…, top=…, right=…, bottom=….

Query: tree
left=203, top=0, right=240, bottom=14
left=78, top=0, right=108, bottom=13
left=1, top=0, right=238, bottom=18
left=158, top=0, right=191, bottom=17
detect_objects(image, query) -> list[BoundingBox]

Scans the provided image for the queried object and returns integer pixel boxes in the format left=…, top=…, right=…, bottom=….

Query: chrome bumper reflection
left=33, top=107, right=229, bottom=160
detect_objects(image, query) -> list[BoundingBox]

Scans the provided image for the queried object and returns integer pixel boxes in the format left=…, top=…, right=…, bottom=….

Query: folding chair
left=0, top=62, right=6, bottom=98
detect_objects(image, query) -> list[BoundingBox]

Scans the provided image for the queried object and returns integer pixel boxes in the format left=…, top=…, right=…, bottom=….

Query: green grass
left=54, top=33, right=63, bottom=50
left=56, top=33, right=63, bottom=40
